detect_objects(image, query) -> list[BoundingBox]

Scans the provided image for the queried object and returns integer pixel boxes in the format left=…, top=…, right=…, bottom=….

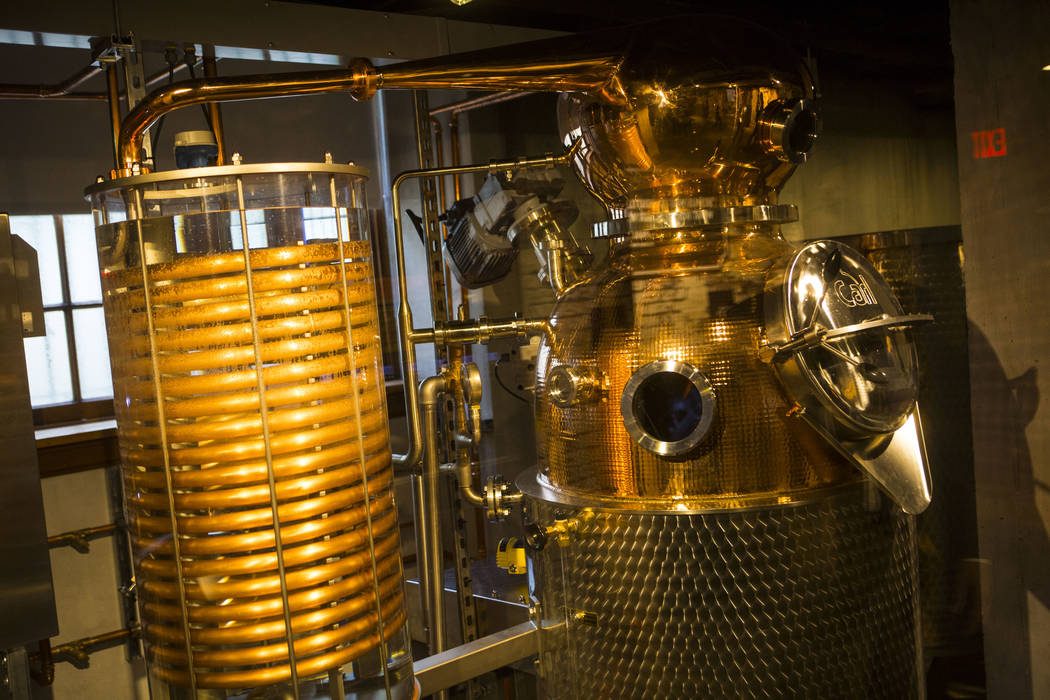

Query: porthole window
left=621, top=360, right=716, bottom=456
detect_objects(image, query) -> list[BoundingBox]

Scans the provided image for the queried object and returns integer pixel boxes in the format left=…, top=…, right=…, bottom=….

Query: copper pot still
left=509, top=17, right=927, bottom=699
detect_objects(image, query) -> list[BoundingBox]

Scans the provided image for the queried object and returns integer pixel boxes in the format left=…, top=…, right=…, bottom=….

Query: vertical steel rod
left=202, top=46, right=227, bottom=165
left=449, top=114, right=462, bottom=202
left=132, top=190, right=197, bottom=695
left=430, top=116, right=458, bottom=345
left=234, top=177, right=300, bottom=698
left=331, top=176, right=393, bottom=699
left=106, top=66, right=122, bottom=170
left=411, top=473, right=433, bottom=641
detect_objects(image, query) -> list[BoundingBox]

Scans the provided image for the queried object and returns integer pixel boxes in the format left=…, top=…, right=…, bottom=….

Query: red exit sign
left=972, top=128, right=1007, bottom=159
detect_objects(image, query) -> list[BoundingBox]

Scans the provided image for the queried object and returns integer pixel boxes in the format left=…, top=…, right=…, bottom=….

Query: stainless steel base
left=523, top=477, right=922, bottom=699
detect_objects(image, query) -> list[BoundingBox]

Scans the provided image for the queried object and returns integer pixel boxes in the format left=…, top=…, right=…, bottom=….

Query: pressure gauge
left=764, top=240, right=933, bottom=514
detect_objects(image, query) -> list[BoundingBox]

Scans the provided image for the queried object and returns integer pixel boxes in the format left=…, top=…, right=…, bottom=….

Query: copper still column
left=85, top=162, right=413, bottom=698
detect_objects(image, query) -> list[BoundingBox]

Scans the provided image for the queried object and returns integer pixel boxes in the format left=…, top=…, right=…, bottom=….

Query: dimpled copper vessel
left=535, top=223, right=857, bottom=506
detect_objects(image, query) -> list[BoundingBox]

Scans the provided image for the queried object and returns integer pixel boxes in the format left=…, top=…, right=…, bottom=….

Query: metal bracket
left=413, top=621, right=538, bottom=697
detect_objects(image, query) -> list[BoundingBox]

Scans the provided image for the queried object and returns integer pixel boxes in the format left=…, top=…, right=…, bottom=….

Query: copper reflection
left=102, top=240, right=404, bottom=689
left=536, top=227, right=855, bottom=505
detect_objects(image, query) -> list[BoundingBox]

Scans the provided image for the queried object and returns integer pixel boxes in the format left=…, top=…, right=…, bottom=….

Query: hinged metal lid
left=764, top=240, right=933, bottom=513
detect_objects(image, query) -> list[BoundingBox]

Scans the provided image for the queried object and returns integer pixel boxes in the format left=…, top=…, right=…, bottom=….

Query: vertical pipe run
left=234, top=177, right=300, bottom=699
left=431, top=117, right=456, bottom=321
left=420, top=374, right=449, bottom=661
left=449, top=115, right=462, bottom=201
left=447, top=114, right=470, bottom=318
left=202, top=47, right=227, bottom=165
left=106, top=66, right=122, bottom=170
left=411, top=473, right=433, bottom=643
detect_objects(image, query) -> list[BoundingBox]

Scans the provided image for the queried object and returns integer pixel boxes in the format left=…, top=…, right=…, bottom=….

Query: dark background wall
left=951, top=1, right=1050, bottom=697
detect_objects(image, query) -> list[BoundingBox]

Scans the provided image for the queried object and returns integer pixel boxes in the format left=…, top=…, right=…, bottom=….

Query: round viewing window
left=621, top=360, right=716, bottom=456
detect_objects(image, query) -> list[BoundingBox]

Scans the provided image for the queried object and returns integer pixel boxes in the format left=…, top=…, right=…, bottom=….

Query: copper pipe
left=201, top=46, right=227, bottom=165
left=420, top=373, right=450, bottom=658
left=116, top=40, right=623, bottom=173
left=116, top=62, right=378, bottom=172
left=377, top=50, right=621, bottom=99
left=106, top=65, right=121, bottom=170
left=48, top=522, right=120, bottom=551
left=45, top=627, right=141, bottom=668
left=103, top=238, right=405, bottom=689
left=388, top=143, right=578, bottom=473
left=0, top=63, right=103, bottom=99
left=0, top=59, right=198, bottom=102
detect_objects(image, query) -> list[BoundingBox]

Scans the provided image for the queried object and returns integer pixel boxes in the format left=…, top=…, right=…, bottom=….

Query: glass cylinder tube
left=86, top=163, right=413, bottom=699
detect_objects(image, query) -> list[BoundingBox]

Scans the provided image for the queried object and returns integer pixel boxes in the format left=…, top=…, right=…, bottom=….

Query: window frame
left=26, top=214, right=114, bottom=427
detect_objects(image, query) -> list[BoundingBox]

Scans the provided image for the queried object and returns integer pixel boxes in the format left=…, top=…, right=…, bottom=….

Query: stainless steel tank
left=515, top=20, right=926, bottom=698
left=835, top=227, right=981, bottom=659
left=85, top=162, right=414, bottom=699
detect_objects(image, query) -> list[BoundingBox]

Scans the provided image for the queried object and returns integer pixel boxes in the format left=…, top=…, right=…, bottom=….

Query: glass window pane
left=10, top=215, right=63, bottom=306
left=302, top=206, right=338, bottom=240
left=23, top=311, right=73, bottom=406
left=62, top=214, right=103, bottom=304
left=72, top=308, right=113, bottom=401
left=230, top=209, right=267, bottom=250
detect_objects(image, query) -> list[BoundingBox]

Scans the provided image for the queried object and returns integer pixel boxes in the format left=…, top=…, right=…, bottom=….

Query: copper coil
left=130, top=471, right=390, bottom=536
left=141, top=288, right=369, bottom=337
left=148, top=568, right=402, bottom=647
left=136, top=494, right=396, bottom=579
left=124, top=411, right=385, bottom=467
left=102, top=241, right=405, bottom=690
left=142, top=522, right=400, bottom=601
left=122, top=374, right=363, bottom=421
left=122, top=395, right=386, bottom=444
left=133, top=486, right=395, bottom=559
left=152, top=609, right=408, bottom=689
left=142, top=522, right=402, bottom=614
left=127, top=429, right=386, bottom=490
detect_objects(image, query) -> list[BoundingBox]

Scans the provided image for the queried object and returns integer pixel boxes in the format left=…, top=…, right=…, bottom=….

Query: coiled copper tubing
left=102, top=241, right=405, bottom=689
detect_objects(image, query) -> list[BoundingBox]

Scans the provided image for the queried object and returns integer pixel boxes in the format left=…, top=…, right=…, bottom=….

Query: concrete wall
left=950, top=1, right=1050, bottom=697
left=36, top=468, right=148, bottom=700
left=781, top=70, right=961, bottom=242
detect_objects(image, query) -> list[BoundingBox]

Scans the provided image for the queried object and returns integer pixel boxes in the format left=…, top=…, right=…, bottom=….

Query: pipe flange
left=758, top=98, right=820, bottom=164
left=547, top=365, right=604, bottom=408
left=627, top=204, right=799, bottom=232
left=484, top=475, right=512, bottom=521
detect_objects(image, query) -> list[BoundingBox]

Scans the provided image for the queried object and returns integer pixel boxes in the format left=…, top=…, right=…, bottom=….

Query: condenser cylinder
left=86, top=162, right=413, bottom=699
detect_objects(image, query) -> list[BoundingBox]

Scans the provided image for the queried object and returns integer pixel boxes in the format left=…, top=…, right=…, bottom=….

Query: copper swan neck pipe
left=115, top=46, right=624, bottom=174
left=116, top=60, right=378, bottom=173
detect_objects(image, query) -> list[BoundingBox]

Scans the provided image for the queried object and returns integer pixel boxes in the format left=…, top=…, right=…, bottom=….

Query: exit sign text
left=972, top=128, right=1007, bottom=159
